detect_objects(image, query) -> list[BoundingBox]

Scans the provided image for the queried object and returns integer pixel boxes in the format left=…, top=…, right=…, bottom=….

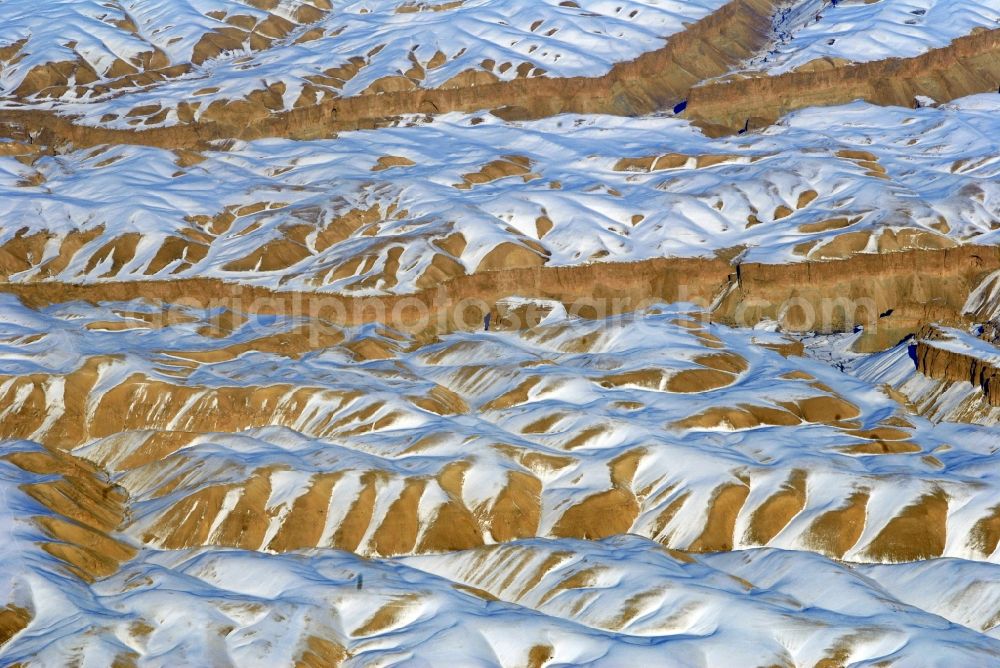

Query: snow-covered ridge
left=2, top=2, right=1000, bottom=663
left=2, top=296, right=999, bottom=564
left=853, top=336, right=1000, bottom=425
left=805, top=325, right=1000, bottom=425
left=3, top=533, right=999, bottom=666
left=1, top=435, right=999, bottom=666
left=920, top=324, right=1000, bottom=367
left=1, top=96, right=997, bottom=294
left=0, top=0, right=728, bottom=91
left=746, top=0, right=1000, bottom=74
left=0, top=0, right=729, bottom=127
left=1, top=0, right=996, bottom=134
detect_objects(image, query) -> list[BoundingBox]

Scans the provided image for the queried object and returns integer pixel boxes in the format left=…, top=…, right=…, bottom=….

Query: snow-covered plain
left=1, top=95, right=998, bottom=293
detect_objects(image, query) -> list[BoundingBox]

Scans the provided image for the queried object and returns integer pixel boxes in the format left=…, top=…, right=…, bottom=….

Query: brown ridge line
left=689, top=27, right=1000, bottom=135
left=0, top=256, right=730, bottom=333
left=0, top=0, right=781, bottom=150
left=2, top=245, right=998, bottom=348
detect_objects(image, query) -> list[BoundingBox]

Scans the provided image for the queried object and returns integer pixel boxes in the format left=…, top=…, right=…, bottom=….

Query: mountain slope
left=1, top=0, right=999, bottom=665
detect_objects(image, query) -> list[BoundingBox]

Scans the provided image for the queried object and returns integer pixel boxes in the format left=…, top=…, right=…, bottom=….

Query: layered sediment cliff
left=689, top=28, right=1000, bottom=134
left=719, top=245, right=1000, bottom=350
left=3, top=3, right=997, bottom=148
left=2, top=3, right=1000, bottom=663
left=913, top=325, right=1000, bottom=407
left=3, top=245, right=997, bottom=350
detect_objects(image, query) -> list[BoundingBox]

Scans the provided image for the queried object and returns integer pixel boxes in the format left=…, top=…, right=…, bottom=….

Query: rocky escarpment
left=4, top=245, right=997, bottom=352
left=718, top=245, right=1000, bottom=351
left=689, top=28, right=1000, bottom=135
left=2, top=104, right=990, bottom=297
left=2, top=2, right=999, bottom=663
left=0, top=256, right=733, bottom=335
left=913, top=325, right=1000, bottom=407
left=0, top=0, right=781, bottom=150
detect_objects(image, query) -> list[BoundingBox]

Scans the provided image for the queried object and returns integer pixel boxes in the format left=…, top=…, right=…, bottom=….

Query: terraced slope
left=1, top=97, right=998, bottom=291
left=690, top=26, right=1000, bottom=134
left=2, top=0, right=997, bottom=145
left=823, top=322, right=1000, bottom=424
left=2, top=1, right=1000, bottom=665
left=2, top=0, right=733, bottom=107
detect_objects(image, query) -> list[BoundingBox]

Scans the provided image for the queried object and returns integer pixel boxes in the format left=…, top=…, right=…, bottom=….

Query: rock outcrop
left=2, top=2, right=1000, bottom=662
left=913, top=325, right=1000, bottom=407
left=3, top=245, right=998, bottom=350
left=718, top=245, right=1000, bottom=351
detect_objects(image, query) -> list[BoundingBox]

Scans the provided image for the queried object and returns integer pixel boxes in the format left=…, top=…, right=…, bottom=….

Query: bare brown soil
left=3, top=7, right=996, bottom=150
left=864, top=490, right=949, bottom=562
left=4, top=445, right=135, bottom=581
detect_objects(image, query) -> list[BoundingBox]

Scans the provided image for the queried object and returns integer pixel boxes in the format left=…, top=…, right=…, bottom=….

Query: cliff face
left=3, top=245, right=997, bottom=350
left=689, top=28, right=1000, bottom=135
left=3, top=99, right=993, bottom=298
left=717, top=245, right=1000, bottom=351
left=913, top=325, right=1000, bottom=407
left=4, top=4, right=996, bottom=148
left=3, top=3, right=1000, bottom=664
left=0, top=255, right=733, bottom=337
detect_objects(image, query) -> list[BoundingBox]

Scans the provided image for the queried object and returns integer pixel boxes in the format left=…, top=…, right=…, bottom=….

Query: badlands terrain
left=1, top=0, right=1000, bottom=666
